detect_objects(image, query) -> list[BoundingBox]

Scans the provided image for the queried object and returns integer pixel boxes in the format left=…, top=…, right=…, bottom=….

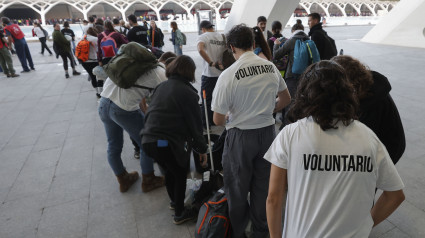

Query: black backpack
left=195, top=189, right=230, bottom=238
left=318, top=30, right=337, bottom=59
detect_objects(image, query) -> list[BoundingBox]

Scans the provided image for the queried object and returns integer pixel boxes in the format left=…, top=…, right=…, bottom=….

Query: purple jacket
left=97, top=30, right=128, bottom=61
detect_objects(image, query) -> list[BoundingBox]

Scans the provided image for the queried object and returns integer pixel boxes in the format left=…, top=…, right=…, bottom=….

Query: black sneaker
left=65, top=73, right=70, bottom=78
left=73, top=71, right=81, bottom=76
left=169, top=201, right=176, bottom=210
left=96, top=93, right=101, bottom=99
left=31, top=67, right=35, bottom=70
left=134, top=150, right=140, bottom=159
left=21, top=70, right=30, bottom=73
left=173, top=207, right=196, bottom=225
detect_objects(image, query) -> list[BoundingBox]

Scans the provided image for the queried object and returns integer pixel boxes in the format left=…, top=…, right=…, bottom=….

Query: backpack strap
left=101, top=32, right=107, bottom=38
left=133, top=84, right=154, bottom=92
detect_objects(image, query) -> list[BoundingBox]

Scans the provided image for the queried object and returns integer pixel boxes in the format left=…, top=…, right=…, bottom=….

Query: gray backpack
left=195, top=189, right=230, bottom=238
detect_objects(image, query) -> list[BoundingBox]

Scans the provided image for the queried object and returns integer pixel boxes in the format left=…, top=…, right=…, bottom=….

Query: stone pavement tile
left=47, top=110, right=74, bottom=123
left=369, top=220, right=396, bottom=238
left=87, top=201, right=138, bottom=238
left=387, top=201, right=425, bottom=237
left=24, top=147, right=62, bottom=172
left=45, top=173, right=90, bottom=208
left=37, top=198, right=88, bottom=238
left=40, top=120, right=71, bottom=137
left=54, top=102, right=77, bottom=113
left=0, top=193, right=46, bottom=238
left=6, top=165, right=56, bottom=201
left=377, top=227, right=411, bottom=238
left=32, top=132, right=67, bottom=152
left=67, top=120, right=96, bottom=138
left=55, top=146, right=93, bottom=177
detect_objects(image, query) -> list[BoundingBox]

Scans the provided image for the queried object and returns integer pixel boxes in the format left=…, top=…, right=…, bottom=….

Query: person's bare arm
left=267, top=165, right=287, bottom=238
left=213, top=112, right=226, bottom=126
left=197, top=42, right=214, bottom=66
left=274, top=89, right=291, bottom=113
left=6, top=35, right=13, bottom=50
left=371, top=190, right=405, bottom=227
left=139, top=98, right=148, bottom=114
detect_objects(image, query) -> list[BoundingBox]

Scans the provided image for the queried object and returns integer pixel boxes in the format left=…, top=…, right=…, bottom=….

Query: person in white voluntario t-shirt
left=197, top=20, right=226, bottom=128
left=264, top=61, right=405, bottom=238
left=211, top=24, right=291, bottom=238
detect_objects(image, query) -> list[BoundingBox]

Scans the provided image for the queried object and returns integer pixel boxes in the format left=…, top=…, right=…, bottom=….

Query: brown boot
left=142, top=172, right=165, bottom=192
left=116, top=170, right=139, bottom=193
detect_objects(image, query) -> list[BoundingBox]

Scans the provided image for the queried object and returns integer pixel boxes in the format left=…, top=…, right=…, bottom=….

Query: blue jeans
left=14, top=39, right=34, bottom=71
left=174, top=44, right=182, bottom=56
left=98, top=97, right=154, bottom=175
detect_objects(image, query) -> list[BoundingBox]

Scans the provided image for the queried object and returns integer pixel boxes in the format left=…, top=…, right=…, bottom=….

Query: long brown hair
left=170, top=21, right=178, bottom=32
left=288, top=61, right=358, bottom=130
left=252, top=26, right=272, bottom=60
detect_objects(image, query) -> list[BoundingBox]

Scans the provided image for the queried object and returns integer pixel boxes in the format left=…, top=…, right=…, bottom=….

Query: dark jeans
left=60, top=51, right=75, bottom=71
left=143, top=142, right=188, bottom=216
left=280, top=76, right=300, bottom=129
left=82, top=61, right=100, bottom=88
left=39, top=37, right=52, bottom=55
left=200, top=75, right=218, bottom=128
left=14, top=39, right=34, bottom=71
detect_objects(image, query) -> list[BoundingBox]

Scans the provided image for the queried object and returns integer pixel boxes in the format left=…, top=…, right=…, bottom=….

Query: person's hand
left=179, top=45, right=182, bottom=49
left=274, top=39, right=281, bottom=45
left=199, top=153, right=208, bottom=168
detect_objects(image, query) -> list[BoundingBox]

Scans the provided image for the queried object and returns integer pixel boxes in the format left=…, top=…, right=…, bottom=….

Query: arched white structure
left=362, top=0, right=425, bottom=48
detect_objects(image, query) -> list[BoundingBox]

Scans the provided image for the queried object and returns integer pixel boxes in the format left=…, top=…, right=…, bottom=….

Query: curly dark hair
left=331, top=55, right=373, bottom=100
left=226, top=24, right=254, bottom=51
left=287, top=61, right=359, bottom=130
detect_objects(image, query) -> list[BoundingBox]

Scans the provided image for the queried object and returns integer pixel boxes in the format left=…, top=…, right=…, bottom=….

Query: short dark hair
left=271, top=21, right=282, bottom=33
left=166, top=55, right=196, bottom=83
left=63, top=21, right=69, bottom=28
left=95, top=18, right=104, bottom=26
left=88, top=16, right=95, bottom=23
left=1, top=17, right=10, bottom=24
left=308, top=13, right=321, bottom=22
left=257, top=16, right=267, bottom=23
left=287, top=61, right=358, bottom=130
left=226, top=24, right=254, bottom=50
left=164, top=57, right=175, bottom=67
left=128, top=14, right=137, bottom=24
left=158, top=51, right=177, bottom=63
left=112, top=18, right=119, bottom=25
left=83, top=20, right=88, bottom=24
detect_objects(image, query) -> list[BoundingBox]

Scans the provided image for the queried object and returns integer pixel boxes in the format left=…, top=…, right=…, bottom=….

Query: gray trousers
left=0, top=47, right=15, bottom=75
left=223, top=125, right=275, bottom=238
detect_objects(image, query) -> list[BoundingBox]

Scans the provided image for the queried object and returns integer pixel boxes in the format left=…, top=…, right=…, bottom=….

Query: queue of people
left=0, top=12, right=406, bottom=238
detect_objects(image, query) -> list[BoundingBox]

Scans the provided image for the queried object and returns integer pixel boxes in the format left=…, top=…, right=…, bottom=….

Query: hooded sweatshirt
left=359, top=71, right=405, bottom=164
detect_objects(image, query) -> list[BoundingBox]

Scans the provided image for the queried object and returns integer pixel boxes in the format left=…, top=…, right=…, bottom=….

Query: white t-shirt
left=85, top=35, right=98, bottom=61
left=33, top=27, right=45, bottom=38
left=264, top=117, right=404, bottom=238
left=197, top=31, right=226, bottom=77
left=211, top=51, right=287, bottom=130
left=101, top=67, right=167, bottom=111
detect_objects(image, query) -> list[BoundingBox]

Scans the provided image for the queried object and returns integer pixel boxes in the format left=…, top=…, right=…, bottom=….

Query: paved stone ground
left=0, top=26, right=424, bottom=238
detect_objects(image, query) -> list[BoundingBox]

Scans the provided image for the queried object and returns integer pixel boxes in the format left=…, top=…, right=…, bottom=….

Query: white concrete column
left=41, top=10, right=46, bottom=25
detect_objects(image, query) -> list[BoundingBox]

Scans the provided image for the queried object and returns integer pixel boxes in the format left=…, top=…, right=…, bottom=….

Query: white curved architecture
left=0, top=0, right=397, bottom=27
left=362, top=0, right=425, bottom=48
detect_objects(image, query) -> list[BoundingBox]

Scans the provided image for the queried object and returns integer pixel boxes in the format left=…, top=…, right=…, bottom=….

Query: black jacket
left=360, top=71, right=405, bottom=164
left=308, top=23, right=334, bottom=60
left=141, top=75, right=208, bottom=167
left=148, top=28, right=164, bottom=48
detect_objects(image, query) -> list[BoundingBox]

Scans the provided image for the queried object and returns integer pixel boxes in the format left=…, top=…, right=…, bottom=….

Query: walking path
left=0, top=26, right=424, bottom=238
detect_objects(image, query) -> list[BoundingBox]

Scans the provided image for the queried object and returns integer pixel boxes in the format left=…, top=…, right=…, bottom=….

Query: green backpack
left=103, top=42, right=159, bottom=89
left=181, top=32, right=187, bottom=45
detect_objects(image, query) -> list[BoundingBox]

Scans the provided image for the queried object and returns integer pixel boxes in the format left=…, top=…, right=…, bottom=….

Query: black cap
left=200, top=20, right=214, bottom=29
